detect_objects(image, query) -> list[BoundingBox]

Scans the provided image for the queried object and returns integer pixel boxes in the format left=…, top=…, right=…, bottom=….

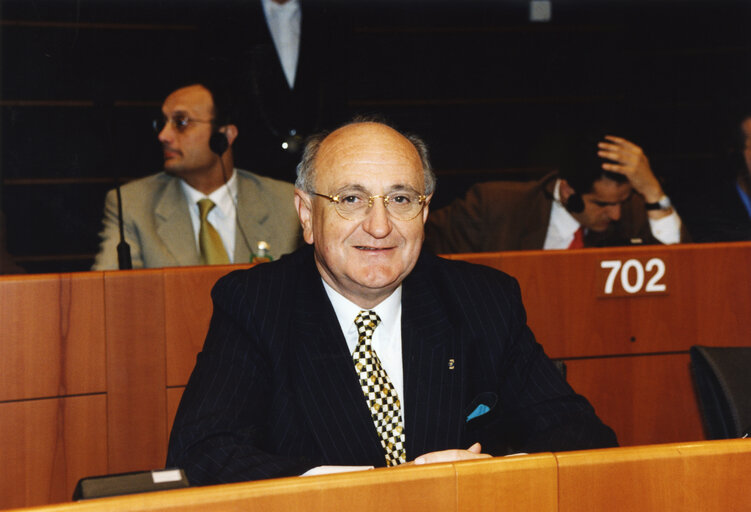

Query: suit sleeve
left=166, top=274, right=313, bottom=485
left=91, top=188, right=144, bottom=270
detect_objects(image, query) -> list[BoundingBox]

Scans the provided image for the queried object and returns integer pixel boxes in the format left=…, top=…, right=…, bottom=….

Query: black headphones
left=564, top=192, right=585, bottom=214
left=209, top=130, right=229, bottom=156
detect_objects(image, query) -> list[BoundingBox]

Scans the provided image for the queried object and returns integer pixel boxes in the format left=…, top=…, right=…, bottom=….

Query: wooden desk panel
left=10, top=441, right=751, bottom=512
left=455, top=454, right=558, bottom=512
left=8, top=464, right=456, bottom=512
left=0, top=395, right=107, bottom=510
left=0, top=273, right=106, bottom=402
left=565, top=354, right=704, bottom=446
left=104, top=271, right=167, bottom=475
left=449, top=243, right=751, bottom=358
left=163, top=265, right=246, bottom=387
left=556, top=440, right=751, bottom=511
left=165, top=387, right=184, bottom=443
left=4, top=243, right=751, bottom=509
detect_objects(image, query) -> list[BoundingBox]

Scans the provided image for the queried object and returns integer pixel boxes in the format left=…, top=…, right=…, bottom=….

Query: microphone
left=115, top=183, right=132, bottom=270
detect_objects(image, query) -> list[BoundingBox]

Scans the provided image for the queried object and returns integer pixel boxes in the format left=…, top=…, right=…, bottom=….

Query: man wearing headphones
left=425, top=135, right=685, bottom=253
left=92, top=82, right=301, bottom=270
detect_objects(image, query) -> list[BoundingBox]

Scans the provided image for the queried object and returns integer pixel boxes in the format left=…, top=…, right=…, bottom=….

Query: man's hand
left=597, top=135, right=664, bottom=204
left=413, top=442, right=492, bottom=465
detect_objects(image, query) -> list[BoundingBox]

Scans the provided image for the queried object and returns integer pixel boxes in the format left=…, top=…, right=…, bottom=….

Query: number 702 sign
left=597, top=257, right=669, bottom=297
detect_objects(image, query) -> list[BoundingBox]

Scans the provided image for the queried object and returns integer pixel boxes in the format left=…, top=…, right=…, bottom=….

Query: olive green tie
left=197, top=198, right=229, bottom=265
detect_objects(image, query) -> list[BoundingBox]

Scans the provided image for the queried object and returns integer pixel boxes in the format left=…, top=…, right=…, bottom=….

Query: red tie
left=568, top=227, right=585, bottom=249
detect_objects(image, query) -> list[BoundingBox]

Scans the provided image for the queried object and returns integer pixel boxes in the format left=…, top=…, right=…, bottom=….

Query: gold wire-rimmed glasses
left=152, top=114, right=214, bottom=134
left=312, top=189, right=428, bottom=221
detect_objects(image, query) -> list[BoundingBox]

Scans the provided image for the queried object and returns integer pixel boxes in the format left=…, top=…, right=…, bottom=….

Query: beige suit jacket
left=92, top=169, right=301, bottom=270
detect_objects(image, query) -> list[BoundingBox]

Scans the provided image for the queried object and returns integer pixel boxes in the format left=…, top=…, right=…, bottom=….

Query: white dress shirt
left=322, top=280, right=405, bottom=421
left=262, top=0, right=302, bottom=89
left=180, top=169, right=239, bottom=262
left=543, top=180, right=582, bottom=249
left=543, top=179, right=683, bottom=249
left=300, top=281, right=404, bottom=476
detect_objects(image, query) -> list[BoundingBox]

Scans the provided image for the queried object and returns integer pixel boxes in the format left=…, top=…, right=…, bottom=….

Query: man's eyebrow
left=333, top=184, right=421, bottom=194
left=333, top=184, right=369, bottom=194
left=385, top=184, right=421, bottom=194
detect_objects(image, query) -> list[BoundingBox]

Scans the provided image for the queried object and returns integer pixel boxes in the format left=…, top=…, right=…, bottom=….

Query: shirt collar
left=322, top=279, right=402, bottom=339
left=180, top=169, right=238, bottom=218
left=262, top=0, right=300, bottom=17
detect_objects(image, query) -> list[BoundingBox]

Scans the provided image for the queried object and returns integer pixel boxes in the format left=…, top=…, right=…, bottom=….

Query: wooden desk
left=2, top=242, right=751, bottom=508
left=7, top=440, right=751, bottom=512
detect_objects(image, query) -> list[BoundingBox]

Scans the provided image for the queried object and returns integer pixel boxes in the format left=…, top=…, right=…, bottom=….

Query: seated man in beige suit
left=93, top=81, right=301, bottom=270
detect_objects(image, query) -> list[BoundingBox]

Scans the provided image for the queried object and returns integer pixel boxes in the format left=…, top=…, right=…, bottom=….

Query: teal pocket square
left=466, top=404, right=491, bottom=422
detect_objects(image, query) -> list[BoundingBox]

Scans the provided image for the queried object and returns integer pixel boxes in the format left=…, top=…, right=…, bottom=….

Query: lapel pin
left=448, top=358, right=455, bottom=370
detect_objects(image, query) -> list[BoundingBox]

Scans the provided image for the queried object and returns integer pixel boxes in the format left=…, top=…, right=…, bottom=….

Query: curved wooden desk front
left=9, top=440, right=751, bottom=512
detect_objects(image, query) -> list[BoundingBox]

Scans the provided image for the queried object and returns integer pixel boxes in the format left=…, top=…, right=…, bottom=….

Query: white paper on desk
left=301, top=465, right=374, bottom=477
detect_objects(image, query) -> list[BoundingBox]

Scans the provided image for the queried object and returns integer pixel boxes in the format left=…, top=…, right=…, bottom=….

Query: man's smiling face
left=296, top=122, right=431, bottom=308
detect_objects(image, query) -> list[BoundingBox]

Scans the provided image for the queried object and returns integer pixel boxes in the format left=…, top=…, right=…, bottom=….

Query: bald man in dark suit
left=167, top=120, right=617, bottom=485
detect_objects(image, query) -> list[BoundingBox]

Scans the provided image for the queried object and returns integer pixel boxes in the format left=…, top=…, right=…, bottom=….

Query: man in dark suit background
left=201, top=0, right=347, bottom=183
left=167, top=119, right=617, bottom=485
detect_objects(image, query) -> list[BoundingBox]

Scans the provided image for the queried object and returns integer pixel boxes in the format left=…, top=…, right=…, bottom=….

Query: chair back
left=690, top=345, right=751, bottom=439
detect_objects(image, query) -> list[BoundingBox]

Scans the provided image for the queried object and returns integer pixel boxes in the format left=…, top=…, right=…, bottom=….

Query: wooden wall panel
left=0, top=395, right=107, bottom=510
left=104, top=270, right=167, bottom=474
left=455, top=454, right=558, bottom=512
left=565, top=354, right=703, bottom=446
left=0, top=273, right=106, bottom=402
left=163, top=265, right=247, bottom=387
left=556, top=440, right=751, bottom=511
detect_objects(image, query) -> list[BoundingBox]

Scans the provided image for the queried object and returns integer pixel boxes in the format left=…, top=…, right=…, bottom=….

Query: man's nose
left=361, top=198, right=393, bottom=238
left=158, top=122, right=173, bottom=144
left=607, top=204, right=622, bottom=222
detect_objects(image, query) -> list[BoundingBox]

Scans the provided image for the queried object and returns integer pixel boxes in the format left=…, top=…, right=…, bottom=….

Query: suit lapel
left=289, top=255, right=385, bottom=466
left=155, top=176, right=200, bottom=266
left=401, top=255, right=464, bottom=459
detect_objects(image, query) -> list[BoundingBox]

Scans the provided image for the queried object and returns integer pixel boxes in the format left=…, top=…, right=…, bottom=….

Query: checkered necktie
left=197, top=198, right=229, bottom=265
left=353, top=310, right=407, bottom=466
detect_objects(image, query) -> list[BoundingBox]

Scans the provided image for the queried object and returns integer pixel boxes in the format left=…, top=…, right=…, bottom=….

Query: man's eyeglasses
left=152, top=114, right=213, bottom=134
left=312, top=189, right=428, bottom=221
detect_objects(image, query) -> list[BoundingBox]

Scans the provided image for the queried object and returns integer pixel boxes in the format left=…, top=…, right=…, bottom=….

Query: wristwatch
left=644, top=195, right=672, bottom=211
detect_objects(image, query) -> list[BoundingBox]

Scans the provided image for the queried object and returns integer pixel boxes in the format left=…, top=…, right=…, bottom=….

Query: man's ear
left=421, top=194, right=433, bottom=224
left=294, top=189, right=315, bottom=244
left=220, top=124, right=238, bottom=146
left=559, top=179, right=575, bottom=203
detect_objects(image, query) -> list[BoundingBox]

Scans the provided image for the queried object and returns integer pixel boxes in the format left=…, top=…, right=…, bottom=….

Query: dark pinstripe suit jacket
left=167, top=245, right=617, bottom=485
